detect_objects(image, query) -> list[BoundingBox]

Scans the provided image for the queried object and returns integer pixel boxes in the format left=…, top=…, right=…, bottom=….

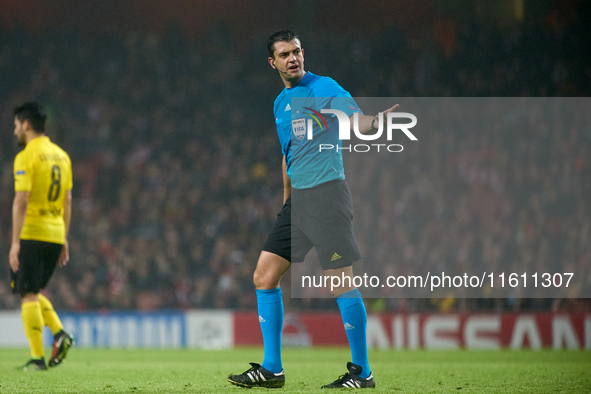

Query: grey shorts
left=262, top=179, right=361, bottom=270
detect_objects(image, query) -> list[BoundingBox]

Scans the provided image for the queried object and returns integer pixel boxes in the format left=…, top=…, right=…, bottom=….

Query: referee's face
left=269, top=39, right=305, bottom=83
left=14, top=118, right=27, bottom=147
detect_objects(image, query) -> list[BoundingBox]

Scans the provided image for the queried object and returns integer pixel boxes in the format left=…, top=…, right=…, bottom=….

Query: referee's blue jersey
left=274, top=71, right=362, bottom=190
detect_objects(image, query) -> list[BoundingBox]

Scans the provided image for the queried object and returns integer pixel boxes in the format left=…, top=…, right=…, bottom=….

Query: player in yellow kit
left=10, top=102, right=74, bottom=371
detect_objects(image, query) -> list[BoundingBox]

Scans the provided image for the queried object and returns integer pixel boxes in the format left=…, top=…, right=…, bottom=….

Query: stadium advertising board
left=54, top=311, right=187, bottom=348
left=1, top=311, right=588, bottom=349
left=234, top=312, right=591, bottom=350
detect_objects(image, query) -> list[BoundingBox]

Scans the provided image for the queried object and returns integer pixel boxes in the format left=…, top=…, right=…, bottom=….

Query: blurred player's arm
left=350, top=104, right=399, bottom=134
left=282, top=155, right=291, bottom=204
left=9, top=191, right=29, bottom=273
left=58, top=189, right=72, bottom=267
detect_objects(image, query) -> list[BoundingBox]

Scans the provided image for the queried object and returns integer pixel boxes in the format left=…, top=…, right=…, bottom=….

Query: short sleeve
left=331, top=96, right=363, bottom=118
left=14, top=152, right=32, bottom=192
left=320, top=77, right=363, bottom=118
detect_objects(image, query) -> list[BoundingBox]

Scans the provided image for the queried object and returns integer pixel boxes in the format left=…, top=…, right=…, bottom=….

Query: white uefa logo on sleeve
left=292, top=118, right=306, bottom=140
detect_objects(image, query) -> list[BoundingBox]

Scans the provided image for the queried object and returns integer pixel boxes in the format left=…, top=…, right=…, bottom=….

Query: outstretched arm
left=349, top=104, right=399, bottom=134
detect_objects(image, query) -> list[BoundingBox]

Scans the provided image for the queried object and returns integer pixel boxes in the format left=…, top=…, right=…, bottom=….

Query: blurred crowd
left=343, top=98, right=590, bottom=313
left=0, top=14, right=589, bottom=312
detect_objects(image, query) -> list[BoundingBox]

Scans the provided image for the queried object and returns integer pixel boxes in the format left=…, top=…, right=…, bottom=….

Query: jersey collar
left=286, top=71, right=313, bottom=91
left=25, top=135, right=49, bottom=149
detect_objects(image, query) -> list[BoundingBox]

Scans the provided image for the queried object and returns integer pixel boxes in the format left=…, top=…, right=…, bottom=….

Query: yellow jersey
left=13, top=136, right=73, bottom=244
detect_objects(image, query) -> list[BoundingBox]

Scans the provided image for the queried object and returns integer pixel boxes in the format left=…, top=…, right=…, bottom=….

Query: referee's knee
left=253, top=269, right=275, bottom=290
left=253, top=251, right=290, bottom=289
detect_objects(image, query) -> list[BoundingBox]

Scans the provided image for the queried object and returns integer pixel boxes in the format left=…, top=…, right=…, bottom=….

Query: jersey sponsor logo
left=39, top=207, right=63, bottom=217
left=38, top=153, right=67, bottom=163
left=285, top=103, right=291, bottom=111
left=16, top=170, right=26, bottom=175
left=292, top=118, right=306, bottom=140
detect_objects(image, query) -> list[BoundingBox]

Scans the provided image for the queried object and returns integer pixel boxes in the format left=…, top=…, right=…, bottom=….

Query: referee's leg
left=327, top=265, right=372, bottom=380
left=252, top=251, right=291, bottom=374
left=253, top=251, right=291, bottom=290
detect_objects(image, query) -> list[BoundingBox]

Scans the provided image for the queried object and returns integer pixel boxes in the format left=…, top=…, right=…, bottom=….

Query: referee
left=10, top=102, right=74, bottom=371
left=228, top=30, right=398, bottom=389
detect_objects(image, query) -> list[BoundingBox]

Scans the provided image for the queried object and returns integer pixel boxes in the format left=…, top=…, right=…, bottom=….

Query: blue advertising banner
left=47, top=311, right=187, bottom=348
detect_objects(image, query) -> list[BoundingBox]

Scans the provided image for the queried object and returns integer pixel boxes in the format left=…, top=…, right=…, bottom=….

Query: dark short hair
left=267, top=30, right=300, bottom=58
left=13, top=102, right=47, bottom=132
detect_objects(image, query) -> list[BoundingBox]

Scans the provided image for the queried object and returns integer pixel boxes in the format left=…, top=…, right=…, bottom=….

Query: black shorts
left=262, top=179, right=361, bottom=270
left=10, top=240, right=63, bottom=295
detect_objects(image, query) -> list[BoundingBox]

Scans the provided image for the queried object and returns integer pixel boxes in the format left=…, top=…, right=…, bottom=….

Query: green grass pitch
left=1, top=348, right=590, bottom=393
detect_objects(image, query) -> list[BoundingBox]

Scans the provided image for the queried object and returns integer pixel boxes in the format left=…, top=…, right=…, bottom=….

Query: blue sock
left=257, top=288, right=283, bottom=373
left=336, top=289, right=370, bottom=379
